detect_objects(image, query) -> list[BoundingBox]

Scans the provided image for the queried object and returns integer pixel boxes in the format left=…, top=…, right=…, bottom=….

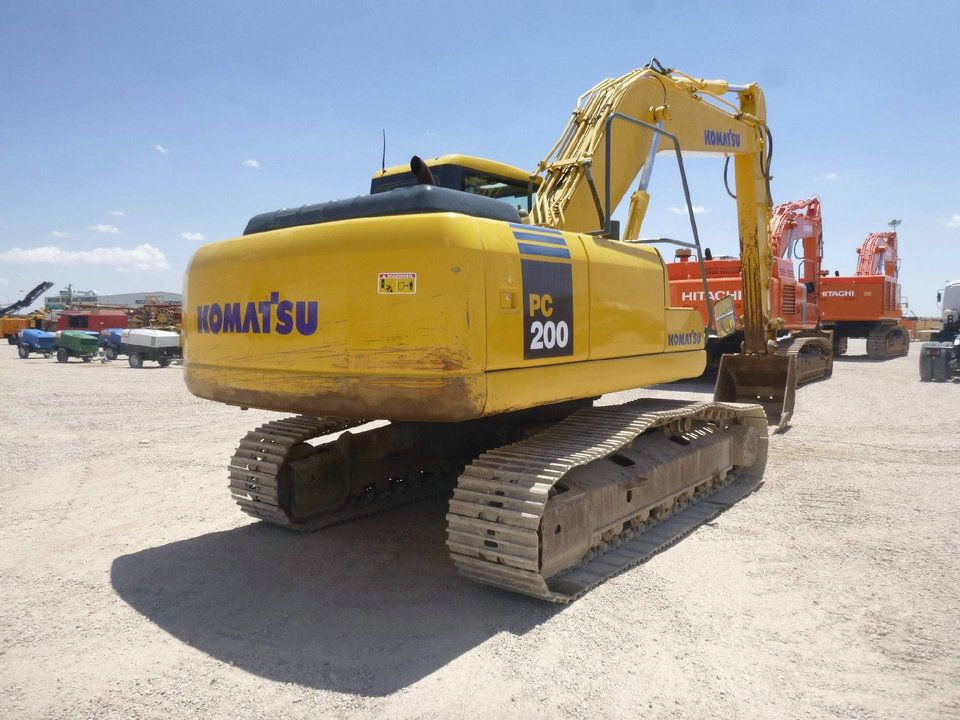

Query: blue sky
left=1, top=1, right=957, bottom=315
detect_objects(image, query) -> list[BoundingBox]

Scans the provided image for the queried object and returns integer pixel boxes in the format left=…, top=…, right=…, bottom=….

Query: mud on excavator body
left=185, top=199, right=707, bottom=422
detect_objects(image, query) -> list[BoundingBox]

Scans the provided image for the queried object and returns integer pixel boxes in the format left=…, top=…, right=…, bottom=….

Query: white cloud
left=181, top=231, right=206, bottom=241
left=107, top=210, right=125, bottom=217
left=51, top=230, right=71, bottom=238
left=0, top=244, right=170, bottom=272
left=155, top=144, right=170, bottom=155
left=823, top=172, right=839, bottom=181
left=944, top=214, right=960, bottom=228
left=88, top=224, right=122, bottom=234
left=242, top=158, right=261, bottom=169
left=668, top=205, right=707, bottom=215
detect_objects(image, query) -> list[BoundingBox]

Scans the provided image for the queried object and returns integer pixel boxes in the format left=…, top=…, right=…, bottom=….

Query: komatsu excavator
left=184, top=62, right=794, bottom=601
left=819, top=229, right=910, bottom=359
left=667, top=197, right=833, bottom=383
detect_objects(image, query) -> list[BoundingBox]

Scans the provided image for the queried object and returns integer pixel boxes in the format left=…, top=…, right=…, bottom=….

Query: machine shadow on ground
left=647, top=376, right=717, bottom=394
left=110, top=500, right=558, bottom=696
left=832, top=355, right=896, bottom=363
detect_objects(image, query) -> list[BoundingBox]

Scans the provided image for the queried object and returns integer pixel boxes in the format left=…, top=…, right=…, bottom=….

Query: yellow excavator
left=184, top=61, right=794, bottom=602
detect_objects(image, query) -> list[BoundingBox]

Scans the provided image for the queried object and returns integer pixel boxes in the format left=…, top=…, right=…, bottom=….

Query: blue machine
left=100, top=328, right=126, bottom=359
left=17, top=329, right=55, bottom=358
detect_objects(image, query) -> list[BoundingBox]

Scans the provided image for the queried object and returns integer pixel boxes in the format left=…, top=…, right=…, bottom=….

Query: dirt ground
left=1, top=340, right=958, bottom=719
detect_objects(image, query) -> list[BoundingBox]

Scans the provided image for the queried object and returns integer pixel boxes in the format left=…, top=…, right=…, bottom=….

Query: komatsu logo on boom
left=704, top=129, right=741, bottom=148
left=196, top=293, right=318, bottom=334
left=668, top=331, right=702, bottom=347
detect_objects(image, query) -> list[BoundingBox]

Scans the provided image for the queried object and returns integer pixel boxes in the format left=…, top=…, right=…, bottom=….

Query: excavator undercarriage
left=831, top=322, right=910, bottom=360
left=779, top=333, right=834, bottom=384
left=229, top=399, right=766, bottom=602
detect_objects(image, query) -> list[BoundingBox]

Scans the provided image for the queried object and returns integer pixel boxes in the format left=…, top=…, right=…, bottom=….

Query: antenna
left=381, top=130, right=386, bottom=174
left=887, top=218, right=901, bottom=230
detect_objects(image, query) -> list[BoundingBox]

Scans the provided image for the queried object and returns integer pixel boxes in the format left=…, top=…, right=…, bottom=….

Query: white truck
left=121, top=329, right=182, bottom=368
left=919, top=279, right=960, bottom=381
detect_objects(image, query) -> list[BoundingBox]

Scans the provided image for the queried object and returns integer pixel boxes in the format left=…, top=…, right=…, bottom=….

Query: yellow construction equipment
left=184, top=60, right=792, bottom=601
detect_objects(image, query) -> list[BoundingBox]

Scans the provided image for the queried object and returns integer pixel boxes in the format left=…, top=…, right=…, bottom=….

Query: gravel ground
left=1, top=340, right=958, bottom=719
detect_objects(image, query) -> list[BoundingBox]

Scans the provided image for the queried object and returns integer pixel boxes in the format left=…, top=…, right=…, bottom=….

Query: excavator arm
left=772, top=196, right=824, bottom=303
left=532, top=62, right=795, bottom=427
left=854, top=231, right=898, bottom=277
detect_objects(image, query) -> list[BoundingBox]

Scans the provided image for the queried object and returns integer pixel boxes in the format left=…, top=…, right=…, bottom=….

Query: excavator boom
left=527, top=62, right=795, bottom=426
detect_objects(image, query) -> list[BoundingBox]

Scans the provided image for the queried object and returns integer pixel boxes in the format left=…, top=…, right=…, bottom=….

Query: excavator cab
left=371, top=154, right=538, bottom=215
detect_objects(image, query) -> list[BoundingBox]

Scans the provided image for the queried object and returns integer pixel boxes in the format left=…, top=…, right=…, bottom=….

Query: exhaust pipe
left=410, top=156, right=436, bottom=186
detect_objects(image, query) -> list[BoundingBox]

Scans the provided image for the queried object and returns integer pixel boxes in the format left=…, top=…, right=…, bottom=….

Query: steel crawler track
left=779, top=335, right=833, bottom=385
left=866, top=324, right=909, bottom=360
left=227, top=416, right=448, bottom=531
left=229, top=402, right=767, bottom=601
left=445, top=399, right=767, bottom=602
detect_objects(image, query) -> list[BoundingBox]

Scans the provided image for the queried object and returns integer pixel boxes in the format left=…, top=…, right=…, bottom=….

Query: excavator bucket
left=714, top=352, right=797, bottom=431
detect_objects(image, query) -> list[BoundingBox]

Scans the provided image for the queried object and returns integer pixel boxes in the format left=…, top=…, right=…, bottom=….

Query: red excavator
left=819, top=228, right=909, bottom=359
left=667, top=196, right=832, bottom=383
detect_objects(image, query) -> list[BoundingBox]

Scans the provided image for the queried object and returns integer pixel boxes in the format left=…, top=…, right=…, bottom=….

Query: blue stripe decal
left=516, top=243, right=571, bottom=259
left=508, top=222, right=563, bottom=235
left=511, top=231, right=566, bottom=246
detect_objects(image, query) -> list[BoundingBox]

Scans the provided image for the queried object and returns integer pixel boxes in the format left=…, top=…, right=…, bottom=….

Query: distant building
left=44, top=288, right=97, bottom=309
left=97, top=291, right=182, bottom=308
left=44, top=288, right=181, bottom=309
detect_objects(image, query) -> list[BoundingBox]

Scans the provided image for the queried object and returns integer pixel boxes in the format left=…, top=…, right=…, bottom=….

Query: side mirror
left=937, top=291, right=942, bottom=303
left=714, top=295, right=737, bottom=338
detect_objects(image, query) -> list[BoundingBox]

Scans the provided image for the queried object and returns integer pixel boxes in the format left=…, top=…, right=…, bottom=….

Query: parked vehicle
left=0, top=281, right=53, bottom=342
left=3, top=317, right=32, bottom=345
left=17, top=328, right=55, bottom=358
left=55, top=330, right=100, bottom=363
left=99, top=328, right=126, bottom=360
left=920, top=280, right=960, bottom=381
left=56, top=309, right=128, bottom=332
left=121, top=329, right=182, bottom=368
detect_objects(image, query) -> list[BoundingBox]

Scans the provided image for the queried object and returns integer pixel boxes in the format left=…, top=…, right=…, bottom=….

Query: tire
left=128, top=352, right=143, bottom=369
left=105, top=348, right=117, bottom=361
left=56, top=348, right=68, bottom=363
left=6, top=334, right=16, bottom=345
left=833, top=336, right=848, bottom=356
left=18, top=345, right=29, bottom=359
left=919, top=351, right=932, bottom=381
left=932, top=351, right=949, bottom=382
left=158, top=358, right=171, bottom=368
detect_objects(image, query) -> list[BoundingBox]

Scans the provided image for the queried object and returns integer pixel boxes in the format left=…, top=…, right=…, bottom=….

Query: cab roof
left=374, top=154, right=540, bottom=186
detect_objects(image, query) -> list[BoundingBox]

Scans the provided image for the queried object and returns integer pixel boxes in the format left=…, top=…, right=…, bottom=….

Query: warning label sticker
left=378, top=272, right=417, bottom=294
